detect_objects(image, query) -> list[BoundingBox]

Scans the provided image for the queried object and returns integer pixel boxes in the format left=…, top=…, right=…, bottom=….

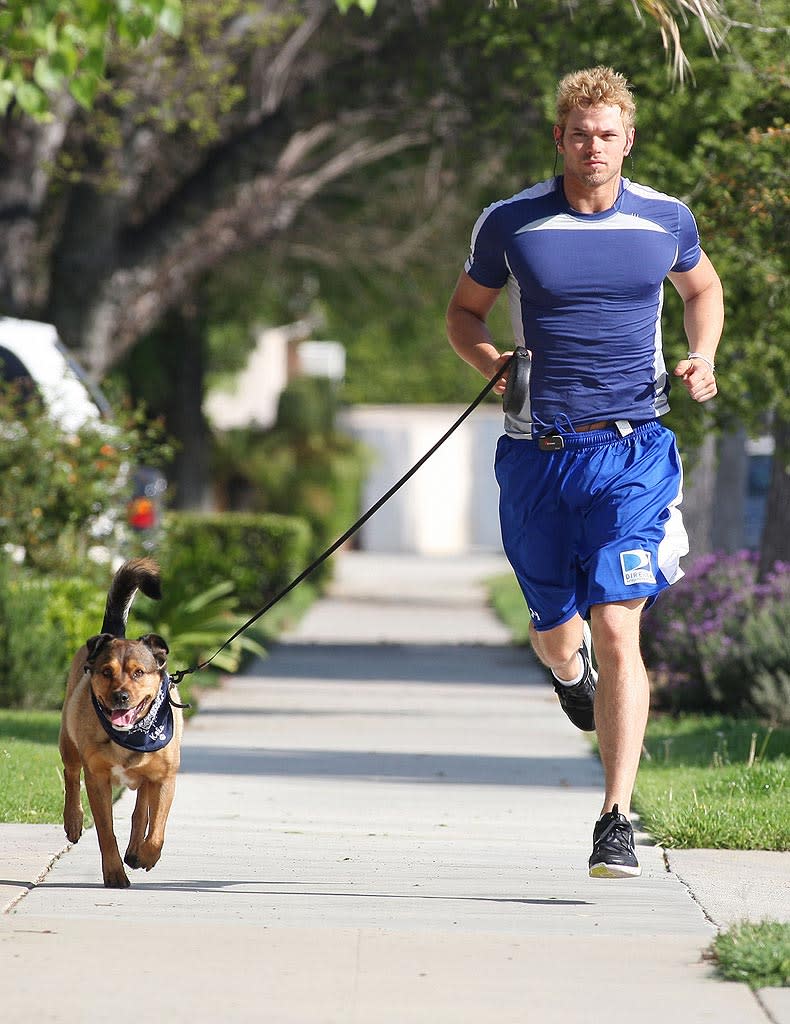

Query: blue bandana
left=90, top=673, right=175, bottom=753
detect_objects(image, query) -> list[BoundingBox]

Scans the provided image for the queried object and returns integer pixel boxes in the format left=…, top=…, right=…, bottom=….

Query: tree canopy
left=0, top=0, right=183, bottom=118
left=1, top=0, right=787, bottom=556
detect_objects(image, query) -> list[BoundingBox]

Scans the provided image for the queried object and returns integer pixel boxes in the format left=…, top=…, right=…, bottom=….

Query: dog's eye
left=102, top=667, right=114, bottom=679
left=132, top=668, right=144, bottom=679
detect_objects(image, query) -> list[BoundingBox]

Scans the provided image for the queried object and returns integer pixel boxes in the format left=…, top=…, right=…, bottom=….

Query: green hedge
left=0, top=567, right=105, bottom=709
left=156, top=511, right=314, bottom=613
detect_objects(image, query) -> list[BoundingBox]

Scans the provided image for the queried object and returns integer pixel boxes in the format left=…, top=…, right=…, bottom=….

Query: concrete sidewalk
left=1, top=552, right=787, bottom=1023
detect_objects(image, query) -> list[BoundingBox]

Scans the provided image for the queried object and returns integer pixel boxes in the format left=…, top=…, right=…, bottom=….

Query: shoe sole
left=589, top=862, right=642, bottom=879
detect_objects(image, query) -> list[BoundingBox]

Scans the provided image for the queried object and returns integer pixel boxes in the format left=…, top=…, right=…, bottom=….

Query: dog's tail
left=101, top=558, right=162, bottom=637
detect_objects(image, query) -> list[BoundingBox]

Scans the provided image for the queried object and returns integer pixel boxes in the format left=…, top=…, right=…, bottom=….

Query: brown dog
left=59, top=558, right=183, bottom=888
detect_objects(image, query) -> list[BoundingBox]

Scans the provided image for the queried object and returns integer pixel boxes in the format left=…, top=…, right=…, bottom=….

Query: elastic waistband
left=525, top=420, right=661, bottom=450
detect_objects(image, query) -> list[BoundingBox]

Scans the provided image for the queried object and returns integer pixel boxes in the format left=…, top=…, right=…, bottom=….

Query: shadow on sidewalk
left=30, top=878, right=593, bottom=907
left=245, top=642, right=543, bottom=686
left=179, top=745, right=598, bottom=789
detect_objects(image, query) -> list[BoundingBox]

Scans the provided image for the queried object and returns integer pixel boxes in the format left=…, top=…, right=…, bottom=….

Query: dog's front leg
left=130, top=777, right=176, bottom=871
left=59, top=730, right=84, bottom=844
left=124, top=784, right=150, bottom=869
left=84, top=768, right=129, bottom=888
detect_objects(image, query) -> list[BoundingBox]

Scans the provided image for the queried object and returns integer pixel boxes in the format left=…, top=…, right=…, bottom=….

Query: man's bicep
left=447, top=272, right=502, bottom=322
left=667, top=250, right=721, bottom=302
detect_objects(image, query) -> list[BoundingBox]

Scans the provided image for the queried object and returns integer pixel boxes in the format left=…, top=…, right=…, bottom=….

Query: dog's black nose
left=112, top=689, right=130, bottom=707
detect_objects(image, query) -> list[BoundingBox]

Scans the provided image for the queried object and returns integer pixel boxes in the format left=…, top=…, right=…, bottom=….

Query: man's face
left=554, top=104, right=634, bottom=192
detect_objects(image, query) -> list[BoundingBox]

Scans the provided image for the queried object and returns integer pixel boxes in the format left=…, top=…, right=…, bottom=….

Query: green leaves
left=132, top=579, right=268, bottom=676
left=0, top=0, right=183, bottom=118
left=335, top=0, right=377, bottom=14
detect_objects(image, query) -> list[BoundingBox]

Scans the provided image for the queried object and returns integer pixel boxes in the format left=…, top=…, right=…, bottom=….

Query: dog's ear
left=85, top=633, right=114, bottom=664
left=138, top=633, right=169, bottom=670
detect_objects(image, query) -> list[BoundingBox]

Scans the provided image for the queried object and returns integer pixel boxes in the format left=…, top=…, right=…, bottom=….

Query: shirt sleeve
left=670, top=201, right=702, bottom=273
left=463, top=204, right=510, bottom=289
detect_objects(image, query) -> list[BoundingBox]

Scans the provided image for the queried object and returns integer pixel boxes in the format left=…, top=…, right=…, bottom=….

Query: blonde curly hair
left=556, top=66, right=636, bottom=133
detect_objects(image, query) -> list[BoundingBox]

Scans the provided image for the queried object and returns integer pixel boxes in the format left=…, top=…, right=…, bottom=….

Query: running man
left=446, top=66, right=723, bottom=878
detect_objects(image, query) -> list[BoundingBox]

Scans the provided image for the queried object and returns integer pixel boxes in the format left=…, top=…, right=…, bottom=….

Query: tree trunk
left=758, top=415, right=790, bottom=579
left=0, top=95, right=76, bottom=314
left=680, top=434, right=716, bottom=557
left=159, top=305, right=213, bottom=511
left=711, top=429, right=748, bottom=553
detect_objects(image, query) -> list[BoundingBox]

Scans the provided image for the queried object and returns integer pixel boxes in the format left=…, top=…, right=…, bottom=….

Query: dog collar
left=91, top=673, right=174, bottom=753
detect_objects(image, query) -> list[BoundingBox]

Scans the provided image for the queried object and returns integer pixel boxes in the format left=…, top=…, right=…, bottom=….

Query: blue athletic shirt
left=464, top=176, right=701, bottom=436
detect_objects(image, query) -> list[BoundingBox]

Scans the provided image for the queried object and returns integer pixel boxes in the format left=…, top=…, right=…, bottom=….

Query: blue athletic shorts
left=495, top=420, right=689, bottom=631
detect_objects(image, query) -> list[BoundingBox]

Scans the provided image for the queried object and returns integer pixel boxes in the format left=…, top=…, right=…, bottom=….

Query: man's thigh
left=579, top=425, right=688, bottom=613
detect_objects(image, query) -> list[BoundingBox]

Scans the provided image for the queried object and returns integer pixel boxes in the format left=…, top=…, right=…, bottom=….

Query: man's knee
left=590, top=600, right=646, bottom=660
left=530, top=619, right=583, bottom=668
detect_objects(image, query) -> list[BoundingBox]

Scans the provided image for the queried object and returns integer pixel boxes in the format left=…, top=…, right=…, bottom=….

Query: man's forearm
left=683, top=278, right=724, bottom=364
left=446, top=306, right=502, bottom=379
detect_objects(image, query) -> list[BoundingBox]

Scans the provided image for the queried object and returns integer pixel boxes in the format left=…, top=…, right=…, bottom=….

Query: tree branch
left=77, top=123, right=429, bottom=375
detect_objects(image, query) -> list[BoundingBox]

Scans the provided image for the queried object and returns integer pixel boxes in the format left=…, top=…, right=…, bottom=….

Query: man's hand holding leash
left=490, top=351, right=514, bottom=395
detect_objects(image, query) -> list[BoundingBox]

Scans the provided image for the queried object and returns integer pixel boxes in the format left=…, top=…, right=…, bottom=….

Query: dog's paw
left=124, top=850, right=141, bottom=870
left=64, top=821, right=83, bottom=844
left=128, top=840, right=162, bottom=872
left=103, top=866, right=131, bottom=889
left=64, top=802, right=84, bottom=844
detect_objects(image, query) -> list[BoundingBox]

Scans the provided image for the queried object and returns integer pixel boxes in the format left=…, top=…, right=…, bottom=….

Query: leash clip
left=167, top=669, right=192, bottom=709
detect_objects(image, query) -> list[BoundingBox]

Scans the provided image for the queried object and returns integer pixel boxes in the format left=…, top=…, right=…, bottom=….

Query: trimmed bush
left=156, top=511, right=314, bottom=613
left=0, top=563, right=105, bottom=708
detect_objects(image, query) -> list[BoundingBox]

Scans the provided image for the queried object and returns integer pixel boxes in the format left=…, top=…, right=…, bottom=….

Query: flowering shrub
left=643, top=551, right=790, bottom=722
left=0, top=384, right=171, bottom=574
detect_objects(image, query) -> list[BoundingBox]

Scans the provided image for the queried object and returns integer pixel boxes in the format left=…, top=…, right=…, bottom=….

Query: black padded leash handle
left=169, top=353, right=515, bottom=685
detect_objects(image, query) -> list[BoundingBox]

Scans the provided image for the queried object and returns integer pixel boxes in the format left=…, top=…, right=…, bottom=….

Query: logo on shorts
left=620, top=549, right=656, bottom=586
left=528, top=606, right=541, bottom=622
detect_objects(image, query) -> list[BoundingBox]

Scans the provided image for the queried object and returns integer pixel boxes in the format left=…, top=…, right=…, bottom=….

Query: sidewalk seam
left=661, top=851, right=779, bottom=1024
left=3, top=843, right=72, bottom=916
left=662, top=848, right=720, bottom=928
left=754, top=989, right=782, bottom=1024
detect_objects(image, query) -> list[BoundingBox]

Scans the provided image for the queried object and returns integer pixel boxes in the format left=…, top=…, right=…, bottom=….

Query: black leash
left=169, top=354, right=514, bottom=688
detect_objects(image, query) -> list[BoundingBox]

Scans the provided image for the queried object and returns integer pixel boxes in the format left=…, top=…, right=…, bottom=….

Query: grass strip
left=711, top=921, right=790, bottom=989
left=0, top=710, right=72, bottom=823
left=634, top=715, right=789, bottom=850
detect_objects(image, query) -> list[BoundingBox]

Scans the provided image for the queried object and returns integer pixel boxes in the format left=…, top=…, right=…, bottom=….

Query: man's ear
left=553, top=125, right=563, bottom=150
left=624, top=127, right=636, bottom=156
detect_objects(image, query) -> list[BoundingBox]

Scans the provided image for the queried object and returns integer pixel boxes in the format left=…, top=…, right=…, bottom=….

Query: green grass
left=0, top=710, right=75, bottom=823
left=712, top=921, right=790, bottom=989
left=634, top=715, right=790, bottom=850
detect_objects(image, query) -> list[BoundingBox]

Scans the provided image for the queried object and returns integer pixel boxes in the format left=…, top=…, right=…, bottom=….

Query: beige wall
left=340, top=405, right=505, bottom=554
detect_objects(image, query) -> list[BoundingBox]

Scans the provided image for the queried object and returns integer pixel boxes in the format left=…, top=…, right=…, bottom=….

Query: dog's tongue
left=110, top=708, right=139, bottom=730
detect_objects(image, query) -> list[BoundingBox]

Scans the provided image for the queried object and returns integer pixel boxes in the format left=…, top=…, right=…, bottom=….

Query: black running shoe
left=588, top=804, right=642, bottom=878
left=552, top=622, right=596, bottom=732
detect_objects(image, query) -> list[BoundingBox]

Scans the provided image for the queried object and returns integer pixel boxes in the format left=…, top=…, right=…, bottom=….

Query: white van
left=0, top=317, right=110, bottom=432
